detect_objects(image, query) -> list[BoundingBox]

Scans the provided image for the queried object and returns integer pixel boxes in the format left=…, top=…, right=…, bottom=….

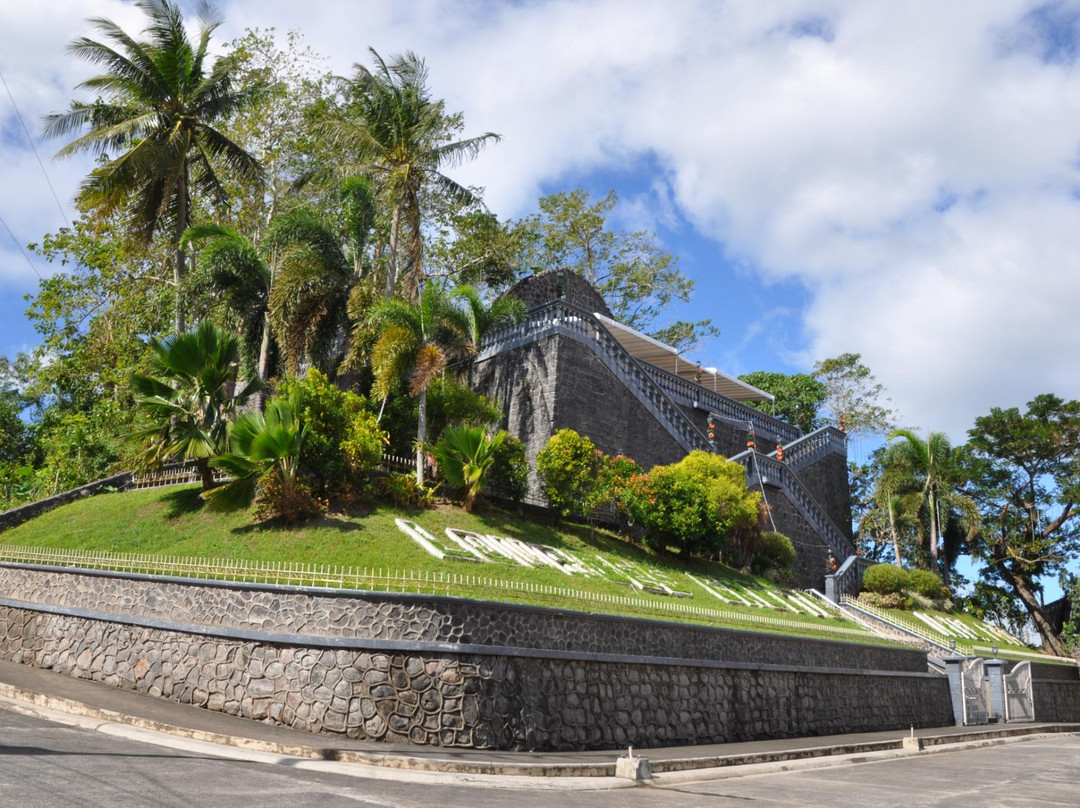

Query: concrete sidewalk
left=0, top=658, right=1074, bottom=779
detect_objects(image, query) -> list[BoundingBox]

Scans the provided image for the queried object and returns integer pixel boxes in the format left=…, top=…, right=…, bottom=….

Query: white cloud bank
left=2, top=0, right=1080, bottom=437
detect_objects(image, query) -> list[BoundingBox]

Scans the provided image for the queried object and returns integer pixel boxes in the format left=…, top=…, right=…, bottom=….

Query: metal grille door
left=1004, top=662, right=1034, bottom=723
left=961, top=658, right=989, bottom=725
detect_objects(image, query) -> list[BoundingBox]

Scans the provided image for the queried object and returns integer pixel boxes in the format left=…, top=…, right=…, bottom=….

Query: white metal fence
left=0, top=544, right=875, bottom=641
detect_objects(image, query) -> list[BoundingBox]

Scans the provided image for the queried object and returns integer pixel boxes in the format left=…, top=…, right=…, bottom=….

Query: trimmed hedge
left=862, top=563, right=910, bottom=595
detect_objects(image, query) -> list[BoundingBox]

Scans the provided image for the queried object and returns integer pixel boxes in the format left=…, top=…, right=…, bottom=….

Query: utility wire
left=0, top=66, right=71, bottom=230
left=0, top=210, right=41, bottom=279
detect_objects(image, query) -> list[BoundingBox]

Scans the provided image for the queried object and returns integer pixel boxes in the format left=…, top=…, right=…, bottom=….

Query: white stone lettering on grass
left=444, top=529, right=513, bottom=564
left=686, top=573, right=733, bottom=604
left=789, top=592, right=832, bottom=618
left=395, top=520, right=480, bottom=562
left=913, top=611, right=952, bottom=637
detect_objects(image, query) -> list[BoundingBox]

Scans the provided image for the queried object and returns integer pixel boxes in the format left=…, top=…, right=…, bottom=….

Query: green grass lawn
left=0, top=485, right=890, bottom=645
left=872, top=604, right=1050, bottom=659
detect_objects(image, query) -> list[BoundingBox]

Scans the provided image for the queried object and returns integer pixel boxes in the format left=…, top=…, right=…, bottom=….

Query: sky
left=2, top=1, right=1080, bottom=599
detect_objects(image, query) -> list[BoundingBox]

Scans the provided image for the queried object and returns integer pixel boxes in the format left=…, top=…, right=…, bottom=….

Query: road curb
left=0, top=679, right=1076, bottom=780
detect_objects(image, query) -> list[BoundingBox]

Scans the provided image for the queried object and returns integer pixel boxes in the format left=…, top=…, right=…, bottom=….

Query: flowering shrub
left=617, top=450, right=761, bottom=558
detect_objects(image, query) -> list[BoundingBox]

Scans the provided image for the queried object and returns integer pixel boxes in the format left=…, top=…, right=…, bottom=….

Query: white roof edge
left=594, top=312, right=677, bottom=356
left=594, top=312, right=774, bottom=402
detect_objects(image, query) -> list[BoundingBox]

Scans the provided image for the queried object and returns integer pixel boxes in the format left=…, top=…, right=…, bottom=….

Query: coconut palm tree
left=885, top=428, right=977, bottom=585
left=183, top=224, right=271, bottom=385
left=368, top=282, right=470, bottom=484
left=185, top=178, right=376, bottom=382
left=449, top=285, right=527, bottom=356
left=325, top=49, right=500, bottom=298
left=131, top=321, right=261, bottom=490
left=43, top=0, right=263, bottom=334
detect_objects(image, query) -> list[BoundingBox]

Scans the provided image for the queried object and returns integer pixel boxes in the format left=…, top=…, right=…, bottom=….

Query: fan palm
left=433, top=426, right=507, bottom=512
left=44, top=0, right=263, bottom=334
left=201, top=392, right=308, bottom=517
left=369, top=282, right=469, bottom=484
left=326, top=49, right=500, bottom=298
left=131, top=321, right=261, bottom=490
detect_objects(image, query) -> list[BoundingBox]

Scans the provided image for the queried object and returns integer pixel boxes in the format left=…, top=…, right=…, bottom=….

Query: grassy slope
left=0, top=485, right=882, bottom=643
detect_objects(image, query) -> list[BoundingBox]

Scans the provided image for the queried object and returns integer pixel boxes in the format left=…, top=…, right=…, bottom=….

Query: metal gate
left=1004, top=661, right=1034, bottom=723
left=961, top=658, right=989, bottom=725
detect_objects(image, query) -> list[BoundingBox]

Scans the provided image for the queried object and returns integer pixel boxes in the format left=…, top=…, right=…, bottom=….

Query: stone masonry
left=0, top=564, right=957, bottom=751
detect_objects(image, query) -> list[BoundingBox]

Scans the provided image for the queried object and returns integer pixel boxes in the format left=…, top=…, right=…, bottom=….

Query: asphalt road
left=0, top=703, right=1077, bottom=807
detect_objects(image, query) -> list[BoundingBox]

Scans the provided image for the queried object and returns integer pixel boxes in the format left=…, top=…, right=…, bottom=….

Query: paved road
left=0, top=703, right=1077, bottom=807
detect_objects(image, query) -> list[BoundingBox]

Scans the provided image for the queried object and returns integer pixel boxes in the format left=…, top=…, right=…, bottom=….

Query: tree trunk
left=887, top=501, right=903, bottom=567
left=1004, top=563, right=1069, bottom=656
left=174, top=166, right=189, bottom=334
left=928, top=489, right=940, bottom=577
left=197, top=457, right=215, bottom=492
left=416, top=387, right=427, bottom=486
left=386, top=204, right=401, bottom=298
left=254, top=314, right=272, bottom=412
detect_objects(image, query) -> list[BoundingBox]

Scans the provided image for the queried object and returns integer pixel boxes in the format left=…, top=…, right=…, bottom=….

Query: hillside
left=0, top=484, right=886, bottom=645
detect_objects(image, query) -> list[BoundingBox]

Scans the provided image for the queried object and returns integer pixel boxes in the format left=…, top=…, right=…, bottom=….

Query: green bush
left=906, top=569, right=946, bottom=599
left=751, top=531, right=796, bottom=575
left=536, top=429, right=606, bottom=519
left=862, top=563, right=910, bottom=595
left=858, top=591, right=906, bottom=610
left=378, top=472, right=436, bottom=509
left=278, top=369, right=385, bottom=498
left=487, top=434, right=528, bottom=505
left=618, top=450, right=761, bottom=558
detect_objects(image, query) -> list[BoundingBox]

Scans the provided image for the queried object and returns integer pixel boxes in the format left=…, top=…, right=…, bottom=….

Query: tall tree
left=326, top=49, right=500, bottom=298
left=738, top=371, right=827, bottom=431
left=368, top=282, right=470, bottom=484
left=884, top=428, right=976, bottom=585
left=44, top=0, right=263, bottom=333
left=814, top=353, right=896, bottom=437
left=521, top=189, right=717, bottom=352
left=965, top=394, right=1080, bottom=656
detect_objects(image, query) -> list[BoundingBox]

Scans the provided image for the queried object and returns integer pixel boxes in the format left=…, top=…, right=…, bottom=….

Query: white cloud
left=3, top=0, right=1080, bottom=437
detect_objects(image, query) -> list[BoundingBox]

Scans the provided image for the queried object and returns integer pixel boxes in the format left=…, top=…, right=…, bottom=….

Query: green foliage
left=602, top=454, right=644, bottom=517
left=486, top=434, right=528, bottom=506
left=425, top=377, right=502, bottom=436
left=519, top=189, right=716, bottom=351
left=327, top=49, right=500, bottom=295
left=203, top=391, right=320, bottom=522
left=44, top=0, right=263, bottom=333
left=536, top=429, right=607, bottom=519
left=619, top=451, right=761, bottom=558
left=433, top=426, right=507, bottom=512
left=131, top=322, right=262, bottom=489
left=858, top=591, right=907, bottom=610
left=814, top=353, right=896, bottom=438
left=378, top=472, right=436, bottom=509
left=906, top=569, right=946, bottom=599
left=738, top=371, right=826, bottom=431
left=965, top=393, right=1080, bottom=656
left=751, top=532, right=796, bottom=576
left=277, top=369, right=385, bottom=498
left=862, top=564, right=910, bottom=595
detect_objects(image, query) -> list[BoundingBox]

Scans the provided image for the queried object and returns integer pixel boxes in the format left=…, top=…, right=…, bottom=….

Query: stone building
left=471, top=269, right=856, bottom=588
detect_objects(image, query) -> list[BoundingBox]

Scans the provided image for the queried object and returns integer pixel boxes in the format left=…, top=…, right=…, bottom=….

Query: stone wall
left=795, top=453, right=854, bottom=540
left=761, top=485, right=833, bottom=590
left=0, top=564, right=957, bottom=751
left=471, top=334, right=687, bottom=500
left=505, top=270, right=612, bottom=317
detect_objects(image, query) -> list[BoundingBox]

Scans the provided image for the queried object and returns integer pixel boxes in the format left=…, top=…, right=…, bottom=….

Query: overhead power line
left=0, top=66, right=71, bottom=230
left=0, top=210, right=42, bottom=280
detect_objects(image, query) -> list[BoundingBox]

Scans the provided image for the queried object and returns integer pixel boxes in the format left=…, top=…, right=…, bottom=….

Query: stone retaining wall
left=0, top=564, right=956, bottom=751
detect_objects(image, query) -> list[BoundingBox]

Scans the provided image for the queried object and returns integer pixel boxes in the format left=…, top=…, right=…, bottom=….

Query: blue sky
left=2, top=1, right=1080, bottom=603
